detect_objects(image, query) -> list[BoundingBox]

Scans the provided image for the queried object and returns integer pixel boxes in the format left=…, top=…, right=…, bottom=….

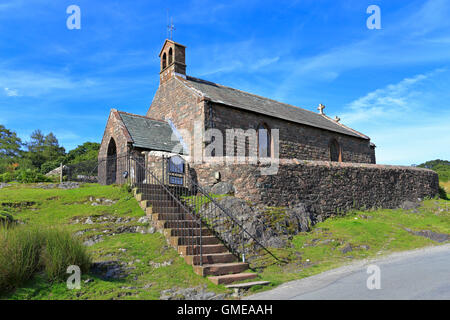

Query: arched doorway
left=330, top=139, right=342, bottom=162
left=106, top=138, right=117, bottom=184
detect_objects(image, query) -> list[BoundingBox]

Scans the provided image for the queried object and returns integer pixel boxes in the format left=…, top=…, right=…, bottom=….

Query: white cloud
left=4, top=87, right=19, bottom=97
left=0, top=69, right=97, bottom=97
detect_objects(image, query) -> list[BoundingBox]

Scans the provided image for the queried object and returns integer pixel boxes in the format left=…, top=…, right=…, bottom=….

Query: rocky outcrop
left=203, top=197, right=315, bottom=260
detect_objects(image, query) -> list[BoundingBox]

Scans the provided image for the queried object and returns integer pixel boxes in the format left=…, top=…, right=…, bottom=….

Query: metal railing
left=99, top=153, right=281, bottom=266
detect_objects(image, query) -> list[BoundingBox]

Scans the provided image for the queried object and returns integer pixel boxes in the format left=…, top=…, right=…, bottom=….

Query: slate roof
left=118, top=111, right=181, bottom=152
left=181, top=76, right=369, bottom=140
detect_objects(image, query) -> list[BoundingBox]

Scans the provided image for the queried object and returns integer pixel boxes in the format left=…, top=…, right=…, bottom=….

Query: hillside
left=0, top=182, right=448, bottom=299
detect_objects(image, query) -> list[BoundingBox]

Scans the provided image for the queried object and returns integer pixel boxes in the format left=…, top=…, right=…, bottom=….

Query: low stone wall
left=192, top=159, right=439, bottom=220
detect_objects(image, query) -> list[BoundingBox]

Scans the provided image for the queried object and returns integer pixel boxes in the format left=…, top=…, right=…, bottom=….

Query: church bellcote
left=159, top=39, right=186, bottom=84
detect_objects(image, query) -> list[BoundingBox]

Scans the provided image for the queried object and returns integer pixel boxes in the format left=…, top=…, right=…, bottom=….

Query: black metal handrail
left=183, top=171, right=282, bottom=264
left=123, top=154, right=281, bottom=265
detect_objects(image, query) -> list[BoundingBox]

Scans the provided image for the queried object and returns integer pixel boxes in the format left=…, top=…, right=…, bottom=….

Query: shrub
left=0, top=210, right=16, bottom=227
left=41, top=229, right=91, bottom=281
left=0, top=169, right=52, bottom=183
left=0, top=171, right=15, bottom=183
left=16, top=169, right=52, bottom=183
left=439, top=186, right=448, bottom=200
left=0, top=225, right=91, bottom=294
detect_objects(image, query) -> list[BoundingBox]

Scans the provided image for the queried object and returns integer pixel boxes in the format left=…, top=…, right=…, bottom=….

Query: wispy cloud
left=4, top=87, right=19, bottom=97
left=273, top=0, right=450, bottom=100
left=340, top=68, right=450, bottom=165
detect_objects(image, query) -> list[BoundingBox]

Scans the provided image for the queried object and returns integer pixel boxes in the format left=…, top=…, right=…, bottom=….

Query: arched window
left=168, top=48, right=173, bottom=65
left=330, top=139, right=342, bottom=162
left=258, top=123, right=271, bottom=158
left=162, top=52, right=167, bottom=70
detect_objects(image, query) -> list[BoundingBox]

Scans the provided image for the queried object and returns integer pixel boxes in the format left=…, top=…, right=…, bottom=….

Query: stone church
left=99, top=39, right=376, bottom=183
left=98, top=39, right=437, bottom=214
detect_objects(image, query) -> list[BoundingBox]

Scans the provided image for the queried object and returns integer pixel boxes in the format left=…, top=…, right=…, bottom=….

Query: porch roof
left=117, top=111, right=182, bottom=153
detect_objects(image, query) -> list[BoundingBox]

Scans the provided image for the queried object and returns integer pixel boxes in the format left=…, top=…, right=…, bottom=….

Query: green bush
left=0, top=169, right=52, bottom=183
left=439, top=186, right=448, bottom=200
left=16, top=169, right=52, bottom=183
left=0, top=171, right=15, bottom=183
left=0, top=225, right=91, bottom=294
left=0, top=210, right=16, bottom=227
left=41, top=230, right=91, bottom=281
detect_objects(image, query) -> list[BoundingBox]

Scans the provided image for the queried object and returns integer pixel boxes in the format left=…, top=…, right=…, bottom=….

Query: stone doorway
left=106, top=138, right=117, bottom=184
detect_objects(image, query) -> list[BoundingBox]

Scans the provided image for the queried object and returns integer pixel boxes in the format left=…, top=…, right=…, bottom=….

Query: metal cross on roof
left=167, top=17, right=176, bottom=40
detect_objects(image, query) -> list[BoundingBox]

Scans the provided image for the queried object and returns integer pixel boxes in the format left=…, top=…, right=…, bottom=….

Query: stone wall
left=98, top=110, right=132, bottom=185
left=207, top=102, right=375, bottom=164
left=192, top=159, right=439, bottom=220
left=146, top=76, right=205, bottom=157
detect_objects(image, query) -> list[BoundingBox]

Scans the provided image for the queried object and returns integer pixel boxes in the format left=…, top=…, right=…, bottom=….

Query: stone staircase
left=133, top=184, right=259, bottom=285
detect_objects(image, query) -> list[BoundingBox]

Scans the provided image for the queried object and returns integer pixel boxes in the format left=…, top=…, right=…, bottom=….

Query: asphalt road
left=245, top=244, right=450, bottom=300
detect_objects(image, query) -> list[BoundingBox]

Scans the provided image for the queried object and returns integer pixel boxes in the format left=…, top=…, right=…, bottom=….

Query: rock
left=286, top=203, right=315, bottom=232
left=400, top=200, right=420, bottom=211
left=149, top=260, right=172, bottom=268
left=84, top=278, right=94, bottom=284
left=84, top=217, right=94, bottom=225
left=404, top=228, right=449, bottom=243
left=138, top=216, right=150, bottom=224
left=83, top=234, right=103, bottom=246
left=210, top=182, right=235, bottom=195
left=340, top=244, right=353, bottom=254
left=0, top=183, right=9, bottom=189
left=90, top=260, right=127, bottom=280
left=359, top=245, right=370, bottom=250
left=160, top=286, right=227, bottom=300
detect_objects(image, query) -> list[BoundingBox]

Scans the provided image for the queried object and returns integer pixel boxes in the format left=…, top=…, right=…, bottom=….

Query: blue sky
left=0, top=0, right=449, bottom=165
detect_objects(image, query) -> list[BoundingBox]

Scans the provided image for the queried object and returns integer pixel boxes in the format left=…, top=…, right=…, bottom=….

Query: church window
left=168, top=48, right=173, bottom=65
left=258, top=123, right=271, bottom=158
left=330, top=139, right=342, bottom=162
left=162, top=52, right=167, bottom=69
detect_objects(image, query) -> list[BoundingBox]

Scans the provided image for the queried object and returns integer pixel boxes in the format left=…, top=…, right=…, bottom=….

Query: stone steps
left=209, top=273, right=259, bottom=285
left=134, top=187, right=266, bottom=287
left=178, top=244, right=229, bottom=256
left=185, top=252, right=237, bottom=266
left=164, top=227, right=212, bottom=237
left=193, top=262, right=249, bottom=276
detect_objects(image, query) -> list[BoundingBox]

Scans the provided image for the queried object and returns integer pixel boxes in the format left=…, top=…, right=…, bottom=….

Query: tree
left=25, top=130, right=65, bottom=171
left=65, top=142, right=100, bottom=164
left=0, top=125, right=23, bottom=173
left=0, top=125, right=22, bottom=158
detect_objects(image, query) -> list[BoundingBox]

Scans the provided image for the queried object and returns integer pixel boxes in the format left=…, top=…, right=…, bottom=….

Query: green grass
left=0, top=182, right=448, bottom=299
left=0, top=225, right=91, bottom=294
left=0, top=183, right=227, bottom=300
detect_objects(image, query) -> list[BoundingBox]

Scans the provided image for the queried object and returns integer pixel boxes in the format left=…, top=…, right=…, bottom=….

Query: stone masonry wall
left=98, top=110, right=132, bottom=185
left=146, top=76, right=205, bottom=156
left=207, top=103, right=375, bottom=163
left=192, top=159, right=439, bottom=220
